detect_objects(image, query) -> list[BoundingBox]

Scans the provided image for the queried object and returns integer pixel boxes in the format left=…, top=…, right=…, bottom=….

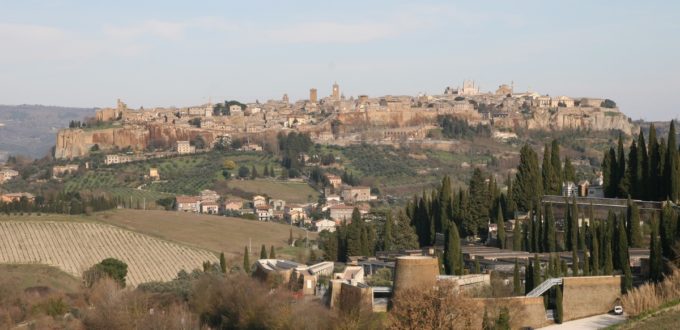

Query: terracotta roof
left=176, top=195, right=200, bottom=203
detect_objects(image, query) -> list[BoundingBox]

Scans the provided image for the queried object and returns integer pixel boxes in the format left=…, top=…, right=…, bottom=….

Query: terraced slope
left=0, top=221, right=217, bottom=286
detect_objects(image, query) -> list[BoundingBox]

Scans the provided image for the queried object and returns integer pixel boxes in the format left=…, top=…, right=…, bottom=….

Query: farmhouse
left=52, top=164, right=79, bottom=177
left=199, top=189, right=219, bottom=203
left=285, top=204, right=307, bottom=224
left=223, top=199, right=244, bottom=212
left=325, top=174, right=343, bottom=189
left=329, top=204, right=355, bottom=222
left=0, top=169, right=19, bottom=183
left=253, top=195, right=267, bottom=208
left=341, top=186, right=372, bottom=202
left=200, top=202, right=219, bottom=214
left=256, top=205, right=273, bottom=221
left=104, top=154, right=133, bottom=165
left=176, top=195, right=200, bottom=212
left=0, top=192, right=35, bottom=203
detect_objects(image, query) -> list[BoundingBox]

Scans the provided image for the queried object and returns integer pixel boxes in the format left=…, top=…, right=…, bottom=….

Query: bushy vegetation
left=342, top=144, right=417, bottom=178
left=437, top=115, right=491, bottom=140
left=622, top=269, right=680, bottom=317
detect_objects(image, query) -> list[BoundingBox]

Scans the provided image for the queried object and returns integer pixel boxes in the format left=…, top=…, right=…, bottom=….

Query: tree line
left=319, top=208, right=419, bottom=262
left=603, top=121, right=680, bottom=202
left=0, top=192, right=117, bottom=215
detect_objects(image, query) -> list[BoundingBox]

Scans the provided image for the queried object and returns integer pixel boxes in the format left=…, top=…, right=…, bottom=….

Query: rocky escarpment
left=54, top=124, right=217, bottom=159
left=495, top=107, right=633, bottom=135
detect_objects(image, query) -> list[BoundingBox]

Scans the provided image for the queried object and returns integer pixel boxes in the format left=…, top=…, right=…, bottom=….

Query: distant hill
left=0, top=104, right=93, bottom=160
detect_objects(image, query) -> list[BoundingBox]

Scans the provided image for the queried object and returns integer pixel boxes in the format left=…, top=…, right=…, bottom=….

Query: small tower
left=310, top=88, right=318, bottom=104
left=332, top=82, right=340, bottom=100
left=282, top=93, right=289, bottom=103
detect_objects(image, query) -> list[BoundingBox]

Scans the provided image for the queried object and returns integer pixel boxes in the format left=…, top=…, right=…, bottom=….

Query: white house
left=561, top=181, right=577, bottom=197
left=256, top=205, right=273, bottom=221
left=314, top=219, right=337, bottom=233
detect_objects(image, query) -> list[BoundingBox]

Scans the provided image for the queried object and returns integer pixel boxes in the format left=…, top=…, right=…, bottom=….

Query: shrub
left=622, top=269, right=680, bottom=316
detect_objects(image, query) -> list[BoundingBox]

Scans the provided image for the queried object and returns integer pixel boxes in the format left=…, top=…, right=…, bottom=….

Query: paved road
left=539, top=313, right=626, bottom=330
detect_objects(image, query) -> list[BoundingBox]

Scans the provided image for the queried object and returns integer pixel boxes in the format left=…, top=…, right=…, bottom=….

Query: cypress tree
left=474, top=259, right=481, bottom=274
left=602, top=149, right=615, bottom=198
left=603, top=220, right=614, bottom=275
left=513, top=144, right=543, bottom=212
left=578, top=214, right=586, bottom=251
left=571, top=249, right=579, bottom=276
left=565, top=200, right=573, bottom=251
left=618, top=213, right=633, bottom=292
left=513, top=218, right=522, bottom=251
left=617, top=134, right=627, bottom=198
left=506, top=173, right=517, bottom=219
left=445, top=225, right=463, bottom=275
left=525, top=260, right=534, bottom=294
left=288, top=228, right=294, bottom=245
left=526, top=211, right=534, bottom=252
left=496, top=204, right=506, bottom=249
left=219, top=252, right=227, bottom=273
left=383, top=211, right=393, bottom=250
left=544, top=203, right=556, bottom=252
left=561, top=260, right=568, bottom=275
left=263, top=164, right=269, bottom=177
left=514, top=258, right=521, bottom=295
left=260, top=244, right=267, bottom=259
left=437, top=176, right=452, bottom=234
left=269, top=245, right=276, bottom=259
left=551, top=139, right=563, bottom=193
left=542, top=143, right=555, bottom=194
left=251, top=165, right=258, bottom=179
left=556, top=285, right=564, bottom=324
left=649, top=123, right=662, bottom=200
left=591, top=224, right=600, bottom=275
left=624, top=140, right=639, bottom=198
left=535, top=205, right=543, bottom=252
left=583, top=249, right=590, bottom=276
left=243, top=246, right=250, bottom=274
left=638, top=130, right=650, bottom=200
left=626, top=198, right=643, bottom=248
left=660, top=203, right=678, bottom=259
left=533, top=254, right=542, bottom=287
left=563, top=156, right=576, bottom=183
left=650, top=215, right=663, bottom=282
left=664, top=120, right=679, bottom=202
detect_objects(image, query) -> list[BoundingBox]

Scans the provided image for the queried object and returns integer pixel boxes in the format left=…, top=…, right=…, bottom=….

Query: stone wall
left=472, top=296, right=550, bottom=329
left=337, top=282, right=373, bottom=314
left=562, top=275, right=622, bottom=321
left=392, top=256, right=439, bottom=296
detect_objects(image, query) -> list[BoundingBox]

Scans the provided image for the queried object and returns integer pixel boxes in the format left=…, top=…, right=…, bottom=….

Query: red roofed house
left=176, top=195, right=200, bottom=212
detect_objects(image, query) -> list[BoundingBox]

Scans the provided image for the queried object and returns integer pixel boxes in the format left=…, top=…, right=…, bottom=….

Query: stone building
left=176, top=141, right=195, bottom=154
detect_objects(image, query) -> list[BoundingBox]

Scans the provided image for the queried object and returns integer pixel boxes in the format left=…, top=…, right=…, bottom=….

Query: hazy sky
left=1, top=0, right=679, bottom=120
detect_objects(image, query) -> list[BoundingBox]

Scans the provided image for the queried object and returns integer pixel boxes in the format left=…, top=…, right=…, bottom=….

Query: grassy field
left=92, top=209, right=315, bottom=260
left=224, top=179, right=319, bottom=203
left=0, top=264, right=81, bottom=292
left=0, top=209, right=316, bottom=262
left=614, top=304, right=680, bottom=330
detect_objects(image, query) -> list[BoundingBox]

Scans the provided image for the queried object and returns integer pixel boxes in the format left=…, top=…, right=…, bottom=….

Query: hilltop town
left=54, top=81, right=634, bottom=160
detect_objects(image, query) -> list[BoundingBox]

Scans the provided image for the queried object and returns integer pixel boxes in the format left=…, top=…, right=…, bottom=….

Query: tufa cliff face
left=494, top=107, right=633, bottom=135
left=526, top=107, right=633, bottom=135
left=54, top=124, right=217, bottom=159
